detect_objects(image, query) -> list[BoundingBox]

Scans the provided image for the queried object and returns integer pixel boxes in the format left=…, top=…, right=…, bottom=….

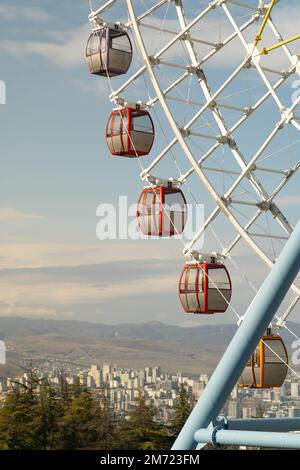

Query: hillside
left=0, top=317, right=298, bottom=376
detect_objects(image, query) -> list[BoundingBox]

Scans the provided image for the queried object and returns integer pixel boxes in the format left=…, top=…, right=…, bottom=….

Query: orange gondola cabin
left=106, top=107, right=155, bottom=157
left=137, top=185, right=187, bottom=236
left=239, top=331, right=288, bottom=389
left=179, top=259, right=232, bottom=314
left=86, top=28, right=132, bottom=77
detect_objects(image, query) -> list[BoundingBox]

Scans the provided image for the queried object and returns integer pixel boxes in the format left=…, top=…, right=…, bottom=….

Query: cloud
left=0, top=5, right=50, bottom=22
left=0, top=242, right=294, bottom=324
left=1, top=3, right=299, bottom=75
left=0, top=24, right=89, bottom=68
left=0, top=241, right=183, bottom=269
left=0, top=259, right=178, bottom=319
left=72, top=79, right=110, bottom=97
left=0, top=207, right=44, bottom=222
left=0, top=301, right=70, bottom=319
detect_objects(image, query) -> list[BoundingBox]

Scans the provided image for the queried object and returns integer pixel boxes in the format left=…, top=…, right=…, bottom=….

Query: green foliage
left=95, top=390, right=122, bottom=450
left=57, top=391, right=98, bottom=449
left=0, top=372, right=174, bottom=450
left=170, top=385, right=196, bottom=437
left=0, top=370, right=44, bottom=450
left=255, top=404, right=265, bottom=418
left=120, top=393, right=172, bottom=450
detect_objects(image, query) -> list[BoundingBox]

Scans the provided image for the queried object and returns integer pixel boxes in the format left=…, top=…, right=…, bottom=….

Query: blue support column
left=172, top=218, right=300, bottom=450
left=223, top=417, right=300, bottom=432
left=194, top=428, right=300, bottom=449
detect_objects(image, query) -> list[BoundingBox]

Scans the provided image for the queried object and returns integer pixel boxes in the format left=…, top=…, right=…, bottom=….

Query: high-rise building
left=242, top=407, right=253, bottom=419
left=228, top=401, right=240, bottom=419
left=138, top=370, right=146, bottom=382
left=79, top=372, right=87, bottom=386
left=120, top=372, right=130, bottom=387
left=102, top=364, right=112, bottom=383
left=152, top=367, right=161, bottom=381
left=89, top=365, right=102, bottom=387
left=291, top=382, right=300, bottom=399
left=192, top=381, right=205, bottom=398
left=87, top=375, right=95, bottom=388
left=145, top=367, right=153, bottom=383
left=199, top=374, right=209, bottom=384
left=289, top=407, right=300, bottom=418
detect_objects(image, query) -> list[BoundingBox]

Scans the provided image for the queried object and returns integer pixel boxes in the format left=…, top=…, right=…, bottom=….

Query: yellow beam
left=254, top=0, right=277, bottom=47
left=260, top=34, right=300, bottom=55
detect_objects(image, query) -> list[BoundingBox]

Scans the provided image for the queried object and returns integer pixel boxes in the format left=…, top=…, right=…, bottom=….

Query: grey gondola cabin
left=106, top=107, right=155, bottom=157
left=137, top=185, right=187, bottom=236
left=179, top=261, right=232, bottom=314
left=86, top=28, right=132, bottom=77
left=239, top=331, right=288, bottom=389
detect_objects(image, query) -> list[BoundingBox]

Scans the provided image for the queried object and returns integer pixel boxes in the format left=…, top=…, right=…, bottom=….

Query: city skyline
left=2, top=359, right=300, bottom=423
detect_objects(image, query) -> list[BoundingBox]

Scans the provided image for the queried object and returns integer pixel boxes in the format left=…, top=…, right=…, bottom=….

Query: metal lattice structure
left=87, top=0, right=300, bottom=449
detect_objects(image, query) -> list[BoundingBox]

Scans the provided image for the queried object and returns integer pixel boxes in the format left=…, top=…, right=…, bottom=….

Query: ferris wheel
left=86, top=0, right=300, bottom=450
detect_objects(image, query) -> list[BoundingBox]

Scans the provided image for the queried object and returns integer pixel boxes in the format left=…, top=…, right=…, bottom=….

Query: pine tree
left=57, top=390, right=100, bottom=449
left=120, top=392, right=171, bottom=450
left=170, top=385, right=195, bottom=438
left=0, top=374, right=41, bottom=450
left=255, top=404, right=265, bottom=418
left=94, top=387, right=121, bottom=450
left=37, top=380, right=64, bottom=450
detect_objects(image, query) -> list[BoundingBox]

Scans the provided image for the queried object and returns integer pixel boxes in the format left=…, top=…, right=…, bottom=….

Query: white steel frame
left=90, top=0, right=300, bottom=324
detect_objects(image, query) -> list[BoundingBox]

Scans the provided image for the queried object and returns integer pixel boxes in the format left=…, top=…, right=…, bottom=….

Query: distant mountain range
left=0, top=316, right=236, bottom=342
left=0, top=317, right=299, bottom=376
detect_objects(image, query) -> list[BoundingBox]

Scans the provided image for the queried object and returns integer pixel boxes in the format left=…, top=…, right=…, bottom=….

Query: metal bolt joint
left=212, top=426, right=223, bottom=448
left=215, top=416, right=228, bottom=429
left=149, top=56, right=160, bottom=66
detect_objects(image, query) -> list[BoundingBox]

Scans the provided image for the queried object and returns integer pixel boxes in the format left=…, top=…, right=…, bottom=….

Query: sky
left=0, top=0, right=300, bottom=327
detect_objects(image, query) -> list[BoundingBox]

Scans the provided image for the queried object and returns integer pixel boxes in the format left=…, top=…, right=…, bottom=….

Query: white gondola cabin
left=239, top=332, right=288, bottom=389
left=106, top=107, right=155, bottom=157
left=137, top=185, right=187, bottom=236
left=179, top=261, right=232, bottom=314
left=86, top=28, right=132, bottom=77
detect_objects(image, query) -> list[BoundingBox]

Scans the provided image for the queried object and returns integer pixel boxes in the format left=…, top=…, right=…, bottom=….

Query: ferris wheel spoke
left=171, top=67, right=294, bottom=183
left=139, top=21, right=216, bottom=48
left=147, top=71, right=190, bottom=107
left=86, top=0, right=300, bottom=412
left=176, top=2, right=273, bottom=204
left=161, top=94, right=246, bottom=113
left=110, top=5, right=258, bottom=104
left=175, top=1, right=297, bottom=244
left=133, top=0, right=169, bottom=23
left=267, top=15, right=300, bottom=69
left=277, top=297, right=300, bottom=327
left=88, top=0, right=116, bottom=20
left=290, top=119, right=300, bottom=133
left=227, top=0, right=258, bottom=11
left=200, top=14, right=258, bottom=65
left=140, top=58, right=251, bottom=177
left=222, top=2, right=285, bottom=111
left=176, top=3, right=279, bottom=195
left=265, top=161, right=300, bottom=202
left=247, top=232, right=289, bottom=241
left=186, top=195, right=300, bottom=298
left=126, top=0, right=295, bottom=281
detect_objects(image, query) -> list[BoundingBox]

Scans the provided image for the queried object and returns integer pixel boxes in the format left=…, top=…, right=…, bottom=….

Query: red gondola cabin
left=106, top=107, right=155, bottom=157
left=86, top=28, right=132, bottom=77
left=239, top=332, right=288, bottom=389
left=179, top=261, right=232, bottom=314
left=137, top=185, right=187, bottom=236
